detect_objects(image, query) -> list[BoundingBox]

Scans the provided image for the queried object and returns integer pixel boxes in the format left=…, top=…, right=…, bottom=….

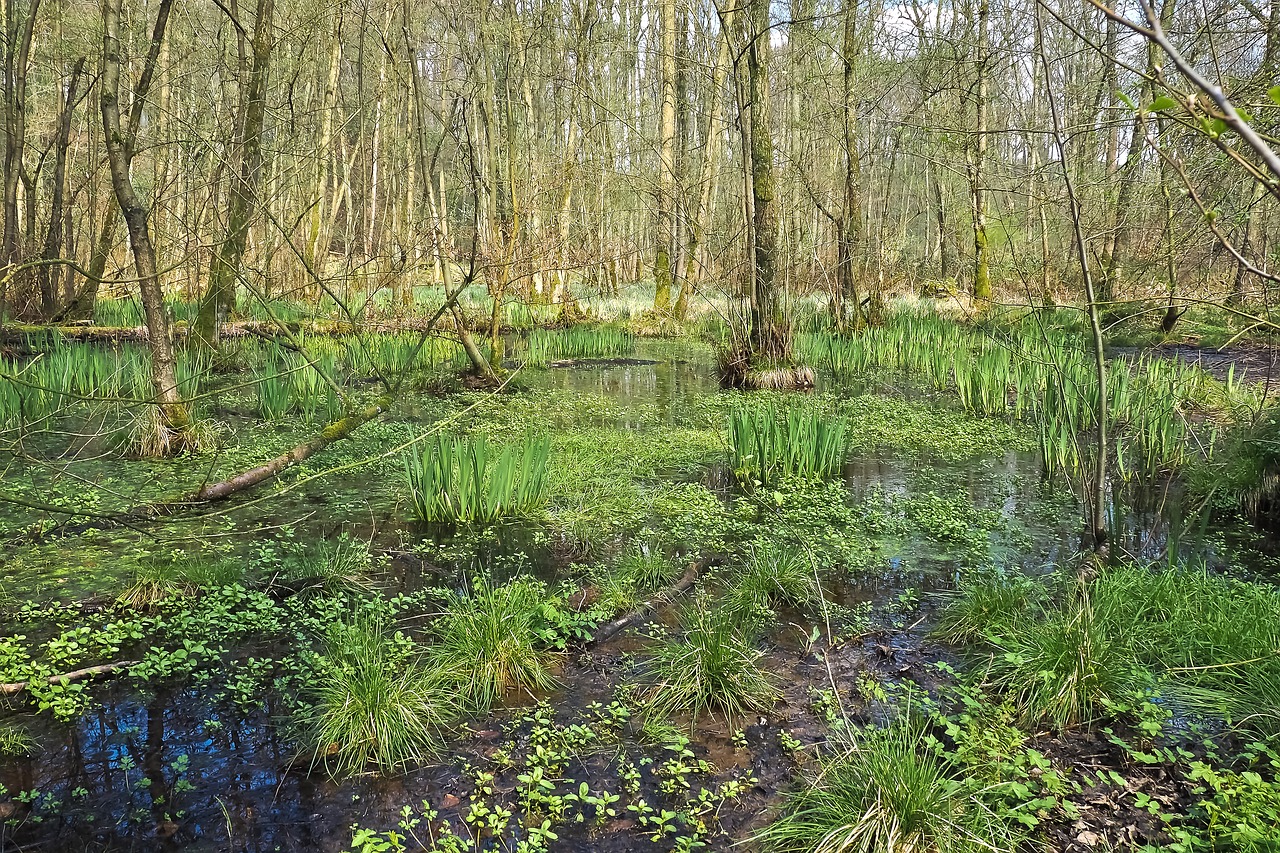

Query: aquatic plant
left=643, top=601, right=779, bottom=721
left=932, top=571, right=1045, bottom=646
left=118, top=556, right=245, bottom=609
left=0, top=723, right=36, bottom=757
left=404, top=432, right=551, bottom=523
left=762, top=717, right=1014, bottom=853
left=429, top=576, right=563, bottom=711
left=301, top=616, right=450, bottom=776
left=729, top=405, right=847, bottom=485
left=724, top=541, right=822, bottom=622
left=523, top=325, right=635, bottom=366
left=278, top=534, right=372, bottom=596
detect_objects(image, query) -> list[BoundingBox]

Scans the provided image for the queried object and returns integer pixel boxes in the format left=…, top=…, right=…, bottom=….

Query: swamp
left=7, top=0, right=1280, bottom=849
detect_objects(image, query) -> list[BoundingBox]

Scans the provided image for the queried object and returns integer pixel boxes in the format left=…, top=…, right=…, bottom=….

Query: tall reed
left=729, top=405, right=847, bottom=484
left=404, top=432, right=551, bottom=523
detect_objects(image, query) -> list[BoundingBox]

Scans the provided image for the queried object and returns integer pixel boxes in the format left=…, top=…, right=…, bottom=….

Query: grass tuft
left=643, top=600, right=779, bottom=722
left=725, top=542, right=822, bottom=623
left=729, top=405, right=847, bottom=485
left=761, top=716, right=1015, bottom=853
left=932, top=571, right=1045, bottom=646
left=0, top=723, right=36, bottom=758
left=429, top=577, right=564, bottom=711
left=300, top=616, right=450, bottom=776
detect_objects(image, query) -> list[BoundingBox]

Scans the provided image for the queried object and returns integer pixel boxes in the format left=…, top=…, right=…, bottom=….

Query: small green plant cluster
left=723, top=541, right=822, bottom=623
left=762, top=714, right=1018, bottom=853
left=729, top=405, right=847, bottom=485
left=938, top=563, right=1280, bottom=732
left=299, top=616, right=451, bottom=775
left=340, top=700, right=757, bottom=853
left=405, top=432, right=550, bottom=523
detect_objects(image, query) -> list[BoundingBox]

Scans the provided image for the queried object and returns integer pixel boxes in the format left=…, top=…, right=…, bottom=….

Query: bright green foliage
left=762, top=718, right=1014, bottom=853
left=643, top=601, right=779, bottom=721
left=729, top=405, right=847, bottom=484
left=404, top=432, right=550, bottom=523
left=724, top=542, right=822, bottom=622
left=795, top=309, right=1243, bottom=478
left=594, top=545, right=684, bottom=611
left=1091, top=564, right=1280, bottom=730
left=523, top=326, right=635, bottom=366
left=118, top=556, right=245, bottom=609
left=429, top=577, right=564, bottom=711
left=1172, top=760, right=1280, bottom=852
left=300, top=617, right=450, bottom=776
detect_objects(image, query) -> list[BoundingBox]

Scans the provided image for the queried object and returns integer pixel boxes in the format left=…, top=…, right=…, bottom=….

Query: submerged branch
left=590, top=560, right=704, bottom=645
left=0, top=660, right=139, bottom=696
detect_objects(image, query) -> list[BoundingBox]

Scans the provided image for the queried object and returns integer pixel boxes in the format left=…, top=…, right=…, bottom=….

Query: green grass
left=932, top=572, right=1045, bottom=646
left=729, top=405, right=847, bottom=485
left=118, top=556, right=245, bottom=609
left=1090, top=564, right=1280, bottom=730
left=300, top=616, right=451, bottom=776
left=405, top=432, right=551, bottom=523
left=762, top=717, right=1015, bottom=853
left=724, top=541, right=823, bottom=622
left=429, top=577, right=564, bottom=711
left=522, top=325, right=636, bottom=366
left=593, top=545, right=684, bottom=611
left=643, top=601, right=779, bottom=722
left=277, top=535, right=371, bottom=595
left=981, top=593, right=1140, bottom=730
left=0, top=723, right=36, bottom=757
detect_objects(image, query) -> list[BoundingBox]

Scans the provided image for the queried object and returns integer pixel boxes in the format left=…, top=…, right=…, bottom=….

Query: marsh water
left=1, top=340, right=1275, bottom=852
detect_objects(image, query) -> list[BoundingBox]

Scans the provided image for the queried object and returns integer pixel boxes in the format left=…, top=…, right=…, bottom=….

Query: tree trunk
left=1, top=0, right=42, bottom=318
left=194, top=0, right=275, bottom=351
left=968, top=0, right=991, bottom=304
left=38, top=56, right=86, bottom=318
left=839, top=0, right=866, bottom=330
left=652, top=0, right=678, bottom=312
left=101, top=0, right=191, bottom=444
left=747, top=0, right=783, bottom=359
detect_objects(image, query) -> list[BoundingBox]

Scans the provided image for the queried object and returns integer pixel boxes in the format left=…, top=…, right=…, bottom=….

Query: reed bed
left=795, top=311, right=1246, bottom=479
left=521, top=325, right=636, bottom=366
left=404, top=432, right=551, bottom=523
left=728, top=405, right=847, bottom=485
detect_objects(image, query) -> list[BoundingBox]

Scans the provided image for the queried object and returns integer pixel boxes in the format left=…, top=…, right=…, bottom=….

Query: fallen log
left=590, top=560, right=703, bottom=645
left=1, top=660, right=139, bottom=696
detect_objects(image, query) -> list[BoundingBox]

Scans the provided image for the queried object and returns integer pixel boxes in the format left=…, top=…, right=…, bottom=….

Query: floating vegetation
left=404, top=432, right=551, bottom=523
left=729, top=405, right=847, bottom=485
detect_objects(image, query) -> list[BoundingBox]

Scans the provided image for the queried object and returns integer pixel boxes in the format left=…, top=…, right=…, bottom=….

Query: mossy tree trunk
left=194, top=0, right=275, bottom=352
left=747, top=0, right=785, bottom=360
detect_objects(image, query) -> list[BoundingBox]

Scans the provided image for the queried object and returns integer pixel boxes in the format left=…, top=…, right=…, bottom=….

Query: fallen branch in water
left=0, top=660, right=139, bottom=696
left=590, top=560, right=703, bottom=645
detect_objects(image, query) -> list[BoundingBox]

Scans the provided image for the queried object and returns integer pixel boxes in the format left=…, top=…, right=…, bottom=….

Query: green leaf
left=1117, top=90, right=1137, bottom=111
left=1148, top=95, right=1178, bottom=112
left=1268, top=85, right=1280, bottom=105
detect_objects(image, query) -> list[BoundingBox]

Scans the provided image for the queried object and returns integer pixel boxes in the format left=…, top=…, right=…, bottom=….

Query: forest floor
left=0, top=334, right=1278, bottom=851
